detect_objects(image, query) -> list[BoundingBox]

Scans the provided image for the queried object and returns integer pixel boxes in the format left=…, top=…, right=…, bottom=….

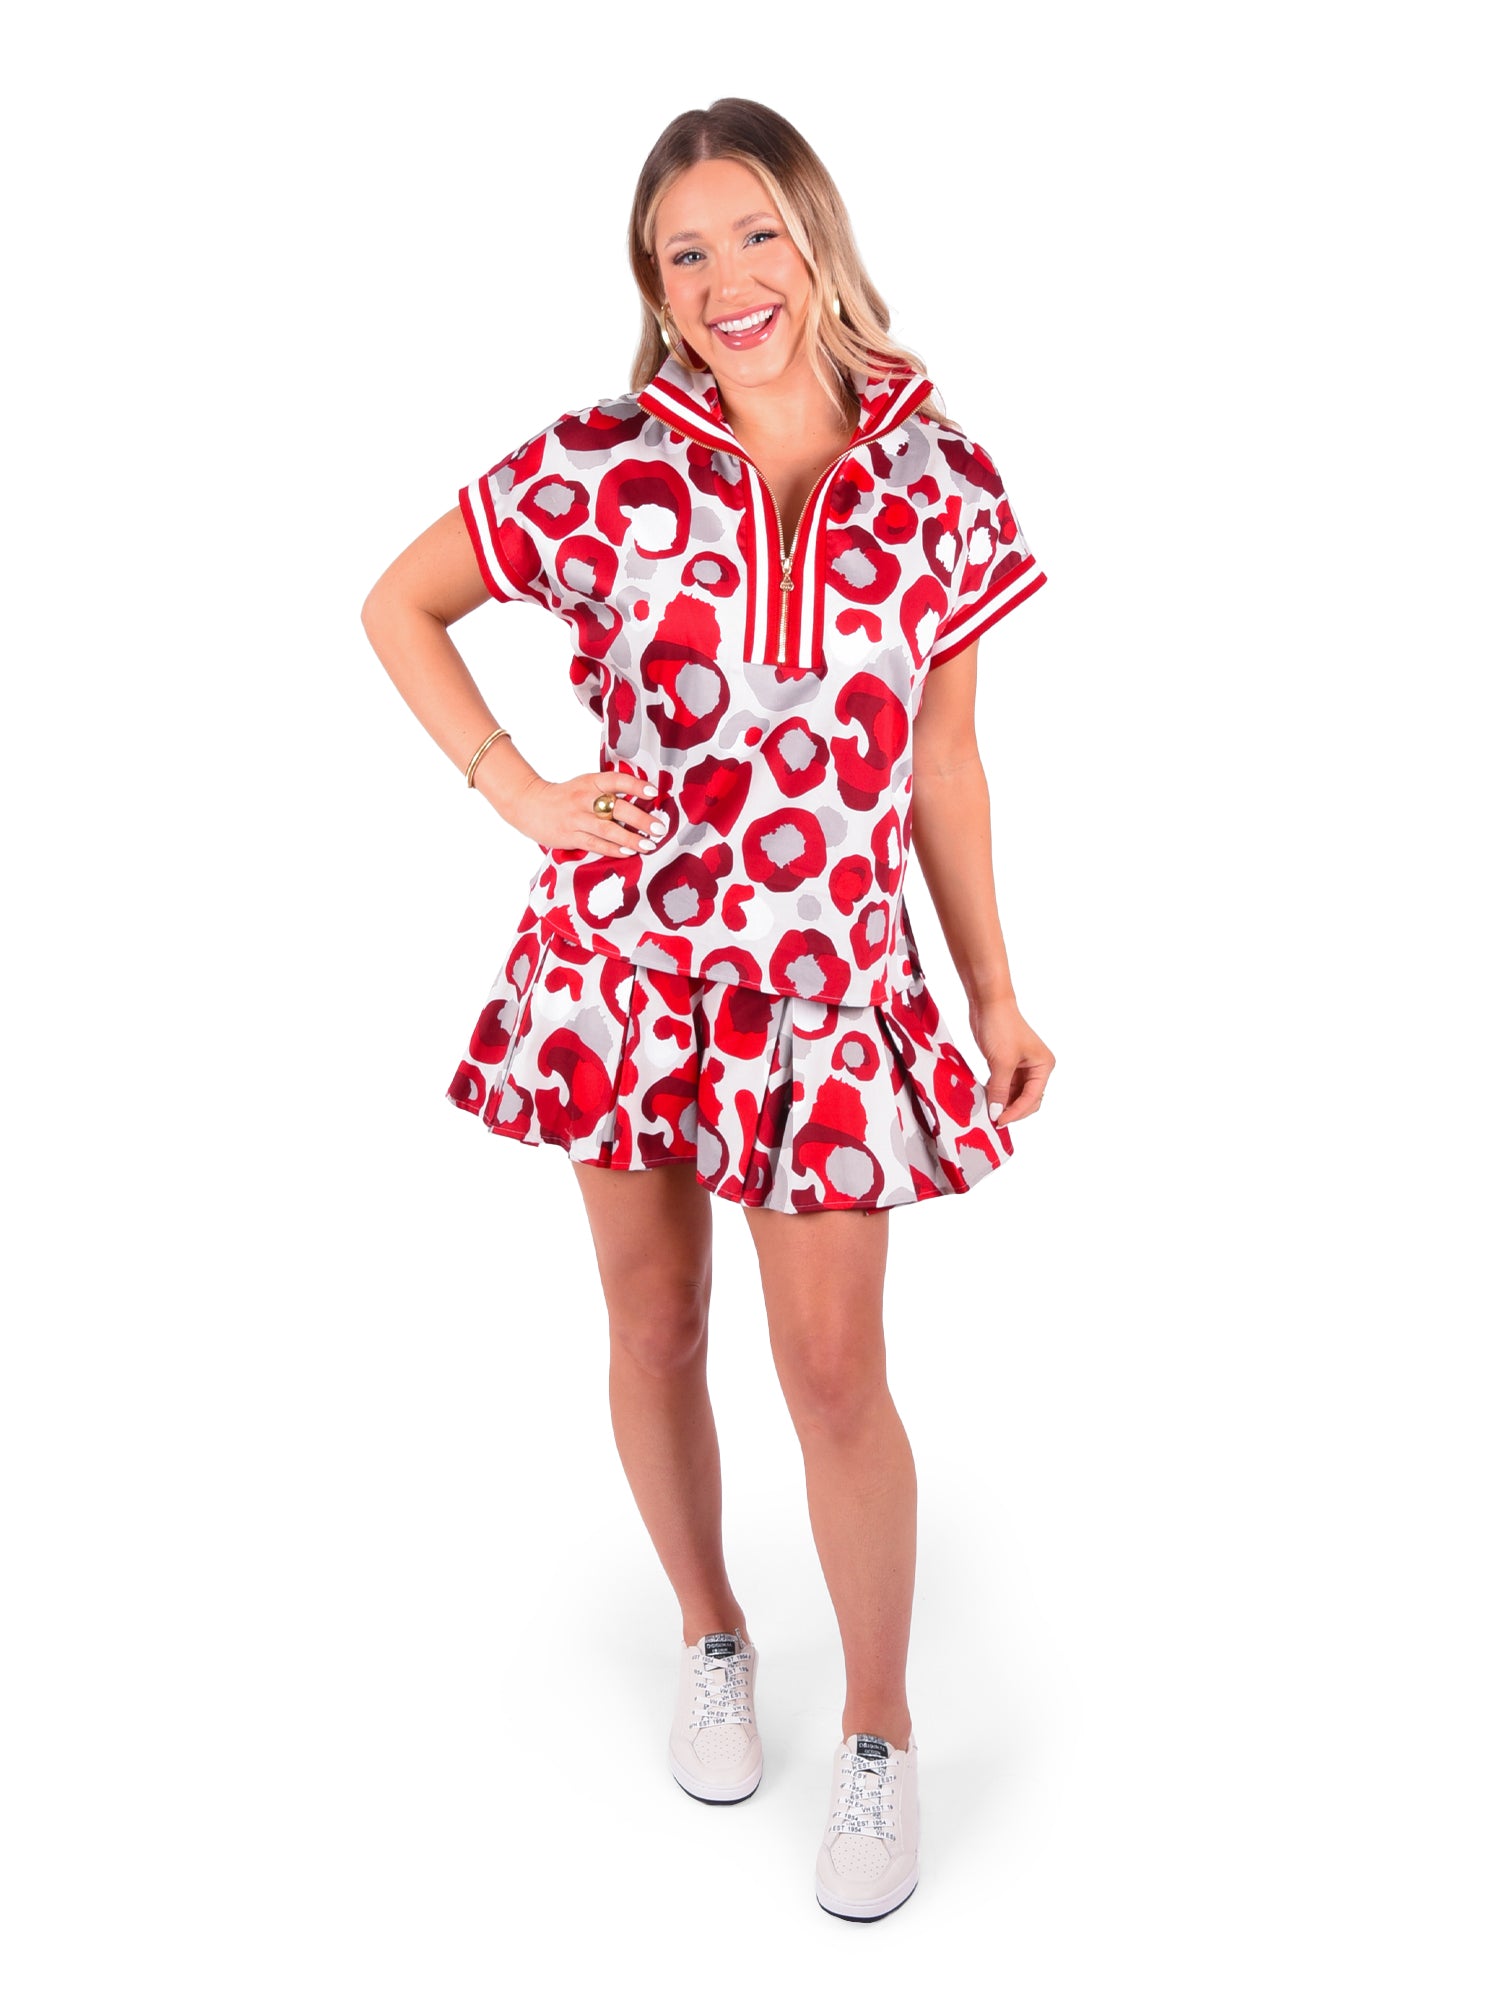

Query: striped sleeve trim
left=928, top=553, right=1047, bottom=669
left=459, top=478, right=542, bottom=607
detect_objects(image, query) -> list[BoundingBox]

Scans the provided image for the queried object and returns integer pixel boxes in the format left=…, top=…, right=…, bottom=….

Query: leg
left=571, top=1159, right=749, bottom=1646
left=741, top=1205, right=913, bottom=1749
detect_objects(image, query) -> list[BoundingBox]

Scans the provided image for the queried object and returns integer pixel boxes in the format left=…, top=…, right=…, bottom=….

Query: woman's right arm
left=359, top=507, right=663, bottom=857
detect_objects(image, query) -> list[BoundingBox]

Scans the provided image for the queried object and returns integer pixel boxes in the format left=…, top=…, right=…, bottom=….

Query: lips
left=709, top=302, right=782, bottom=350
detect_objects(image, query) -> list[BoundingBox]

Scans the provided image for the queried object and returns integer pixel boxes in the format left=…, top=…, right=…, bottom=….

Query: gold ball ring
left=592, top=793, right=617, bottom=817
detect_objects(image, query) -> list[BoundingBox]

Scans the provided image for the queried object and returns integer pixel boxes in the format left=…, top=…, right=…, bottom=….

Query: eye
left=671, top=229, right=779, bottom=267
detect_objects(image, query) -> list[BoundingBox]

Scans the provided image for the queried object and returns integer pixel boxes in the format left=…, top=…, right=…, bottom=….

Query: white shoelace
left=689, top=1645, right=753, bottom=1729
left=828, top=1746, right=898, bottom=1842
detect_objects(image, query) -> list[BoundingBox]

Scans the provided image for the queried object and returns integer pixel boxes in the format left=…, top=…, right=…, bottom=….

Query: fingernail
left=650, top=816, right=668, bottom=836
left=639, top=837, right=657, bottom=852
left=989, top=1102, right=1005, bottom=1120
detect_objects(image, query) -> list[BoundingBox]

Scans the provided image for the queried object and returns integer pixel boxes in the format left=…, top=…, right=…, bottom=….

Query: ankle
left=842, top=1710, right=912, bottom=1751
left=681, top=1609, right=749, bottom=1647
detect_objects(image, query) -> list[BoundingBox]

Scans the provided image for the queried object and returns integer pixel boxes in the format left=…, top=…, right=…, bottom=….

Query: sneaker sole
left=815, top=1868, right=919, bottom=1921
left=668, top=1750, right=763, bottom=1805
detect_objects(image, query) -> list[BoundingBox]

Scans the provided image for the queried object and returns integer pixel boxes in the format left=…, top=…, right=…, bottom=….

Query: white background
left=4, top=2, right=1495, bottom=1992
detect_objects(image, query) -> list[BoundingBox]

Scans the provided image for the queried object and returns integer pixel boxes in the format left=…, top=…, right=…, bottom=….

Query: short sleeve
left=458, top=422, right=567, bottom=613
left=928, top=443, right=1048, bottom=669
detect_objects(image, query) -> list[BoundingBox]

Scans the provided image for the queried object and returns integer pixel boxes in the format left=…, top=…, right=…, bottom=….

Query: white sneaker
left=668, top=1628, right=762, bottom=1803
left=814, top=1732, right=920, bottom=1920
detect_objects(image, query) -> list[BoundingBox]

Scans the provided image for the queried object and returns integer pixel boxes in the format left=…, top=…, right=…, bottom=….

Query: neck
left=713, top=357, right=856, bottom=450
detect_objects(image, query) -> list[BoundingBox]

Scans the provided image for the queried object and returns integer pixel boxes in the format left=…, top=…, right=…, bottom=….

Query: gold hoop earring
left=659, top=303, right=704, bottom=373
left=832, top=292, right=842, bottom=319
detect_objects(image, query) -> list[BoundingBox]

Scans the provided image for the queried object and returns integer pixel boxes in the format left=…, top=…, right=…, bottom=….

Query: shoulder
left=487, top=392, right=663, bottom=475
left=911, top=410, right=1009, bottom=506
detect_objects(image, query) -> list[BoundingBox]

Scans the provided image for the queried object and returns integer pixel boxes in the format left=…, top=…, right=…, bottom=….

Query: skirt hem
left=445, top=1091, right=1005, bottom=1214
left=444, top=914, right=1014, bottom=1217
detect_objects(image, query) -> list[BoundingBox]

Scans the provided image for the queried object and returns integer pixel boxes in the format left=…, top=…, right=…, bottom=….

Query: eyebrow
left=661, top=211, right=779, bottom=249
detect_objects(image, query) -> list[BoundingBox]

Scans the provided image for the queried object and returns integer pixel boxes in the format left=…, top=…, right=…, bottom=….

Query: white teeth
left=714, top=306, right=775, bottom=334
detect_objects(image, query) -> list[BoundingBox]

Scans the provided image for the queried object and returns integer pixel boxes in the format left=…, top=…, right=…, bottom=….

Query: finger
left=601, top=768, right=662, bottom=804
left=557, top=832, right=643, bottom=860
left=610, top=798, right=670, bottom=838
left=591, top=772, right=669, bottom=842
left=579, top=820, right=649, bottom=855
left=991, top=1068, right=1048, bottom=1126
left=578, top=811, right=658, bottom=856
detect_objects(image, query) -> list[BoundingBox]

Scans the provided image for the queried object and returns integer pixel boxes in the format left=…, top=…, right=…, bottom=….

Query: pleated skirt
left=444, top=914, right=1014, bottom=1215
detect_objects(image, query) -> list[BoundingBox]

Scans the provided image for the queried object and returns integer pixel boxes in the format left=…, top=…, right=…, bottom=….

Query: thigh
left=571, top=1159, right=715, bottom=1323
left=741, top=1206, right=891, bottom=1400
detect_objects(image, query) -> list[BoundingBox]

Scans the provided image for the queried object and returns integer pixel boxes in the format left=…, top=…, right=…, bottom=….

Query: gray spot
left=662, top=884, right=701, bottom=923
left=629, top=938, right=680, bottom=972
left=826, top=1146, right=877, bottom=1199
left=832, top=546, right=878, bottom=590
left=858, top=646, right=914, bottom=697
left=603, top=626, right=635, bottom=674
left=777, top=728, right=819, bottom=773
left=720, top=708, right=770, bottom=745
left=783, top=951, right=827, bottom=996
left=569, top=1002, right=613, bottom=1053
left=796, top=893, right=824, bottom=919
left=690, top=506, right=726, bottom=543
left=531, top=479, right=577, bottom=527
left=886, top=427, right=935, bottom=485
left=743, top=661, right=826, bottom=713
left=677, top=660, right=721, bottom=719
left=759, top=821, right=809, bottom=868
left=815, top=806, right=850, bottom=846
left=611, top=711, right=644, bottom=760
left=559, top=554, right=598, bottom=594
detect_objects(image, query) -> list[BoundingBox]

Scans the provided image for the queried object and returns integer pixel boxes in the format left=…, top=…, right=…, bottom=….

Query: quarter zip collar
left=637, top=348, right=934, bottom=454
left=637, top=347, right=937, bottom=672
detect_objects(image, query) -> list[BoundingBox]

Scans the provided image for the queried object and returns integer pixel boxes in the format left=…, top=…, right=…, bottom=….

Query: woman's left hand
left=971, top=999, right=1056, bottom=1129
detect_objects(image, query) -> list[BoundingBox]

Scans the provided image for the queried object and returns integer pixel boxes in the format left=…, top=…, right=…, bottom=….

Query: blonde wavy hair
left=626, top=98, right=953, bottom=433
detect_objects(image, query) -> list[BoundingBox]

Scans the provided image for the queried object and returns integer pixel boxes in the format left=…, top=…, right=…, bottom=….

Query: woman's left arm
left=909, top=641, right=1056, bottom=1131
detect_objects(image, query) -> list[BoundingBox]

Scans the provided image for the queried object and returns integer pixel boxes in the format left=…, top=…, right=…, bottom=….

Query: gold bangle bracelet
left=465, top=725, right=512, bottom=788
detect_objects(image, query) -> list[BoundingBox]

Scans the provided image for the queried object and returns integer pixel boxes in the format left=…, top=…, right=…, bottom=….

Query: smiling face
left=653, top=157, right=815, bottom=393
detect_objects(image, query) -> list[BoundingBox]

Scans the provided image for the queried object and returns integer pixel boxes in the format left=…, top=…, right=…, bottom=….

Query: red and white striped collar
left=637, top=348, right=935, bottom=455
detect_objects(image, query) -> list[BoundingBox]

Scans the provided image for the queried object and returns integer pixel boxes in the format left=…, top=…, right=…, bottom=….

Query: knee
left=776, top=1322, right=888, bottom=1440
left=608, top=1279, right=709, bottom=1378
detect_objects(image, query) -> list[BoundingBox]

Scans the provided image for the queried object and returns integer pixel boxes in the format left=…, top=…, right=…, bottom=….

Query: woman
left=360, top=98, right=1055, bottom=1923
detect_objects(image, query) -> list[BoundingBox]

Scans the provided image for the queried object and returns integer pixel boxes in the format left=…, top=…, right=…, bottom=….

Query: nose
left=708, top=245, right=758, bottom=308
